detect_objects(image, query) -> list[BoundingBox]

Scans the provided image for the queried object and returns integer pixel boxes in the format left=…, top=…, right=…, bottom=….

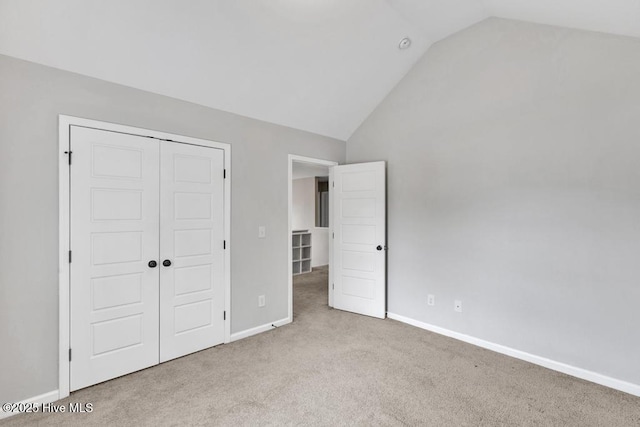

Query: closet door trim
left=58, top=115, right=231, bottom=399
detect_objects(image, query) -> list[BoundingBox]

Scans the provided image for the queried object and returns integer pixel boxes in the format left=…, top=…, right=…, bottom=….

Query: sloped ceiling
left=0, top=0, right=639, bottom=140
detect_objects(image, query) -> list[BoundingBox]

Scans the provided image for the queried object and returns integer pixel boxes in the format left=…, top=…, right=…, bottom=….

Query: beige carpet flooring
left=3, top=266, right=640, bottom=426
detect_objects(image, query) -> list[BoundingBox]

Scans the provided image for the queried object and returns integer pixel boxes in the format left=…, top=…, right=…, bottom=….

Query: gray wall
left=348, top=18, right=640, bottom=386
left=0, top=54, right=345, bottom=403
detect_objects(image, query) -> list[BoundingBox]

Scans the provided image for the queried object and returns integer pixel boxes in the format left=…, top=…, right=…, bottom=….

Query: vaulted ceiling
left=1, top=0, right=639, bottom=140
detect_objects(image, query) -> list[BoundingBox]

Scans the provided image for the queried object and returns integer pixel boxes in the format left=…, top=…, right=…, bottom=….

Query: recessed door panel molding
left=174, top=192, right=212, bottom=220
left=342, top=225, right=376, bottom=245
left=174, top=300, right=213, bottom=335
left=174, top=264, right=213, bottom=296
left=91, top=232, right=143, bottom=265
left=91, top=273, right=143, bottom=311
left=173, top=229, right=212, bottom=258
left=66, top=119, right=229, bottom=394
left=341, top=171, right=377, bottom=192
left=341, top=198, right=376, bottom=218
left=173, top=155, right=212, bottom=184
left=342, top=251, right=375, bottom=272
left=91, top=189, right=143, bottom=221
left=91, top=314, right=144, bottom=356
left=332, top=161, right=386, bottom=319
left=92, top=145, right=143, bottom=179
left=342, top=276, right=376, bottom=300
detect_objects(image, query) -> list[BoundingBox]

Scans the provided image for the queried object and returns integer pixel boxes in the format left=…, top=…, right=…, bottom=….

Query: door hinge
left=332, top=181, right=334, bottom=188
left=223, top=240, right=226, bottom=249
left=64, top=151, right=73, bottom=165
left=332, top=283, right=334, bottom=290
left=69, top=348, right=72, bottom=362
left=69, top=250, right=72, bottom=263
left=223, top=169, right=226, bottom=179
left=332, top=232, right=334, bottom=239
left=223, top=311, right=226, bottom=321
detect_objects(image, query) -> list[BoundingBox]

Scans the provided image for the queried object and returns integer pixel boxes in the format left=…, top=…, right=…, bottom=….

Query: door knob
left=162, top=259, right=172, bottom=267
left=376, top=245, right=383, bottom=251
left=148, top=260, right=157, bottom=268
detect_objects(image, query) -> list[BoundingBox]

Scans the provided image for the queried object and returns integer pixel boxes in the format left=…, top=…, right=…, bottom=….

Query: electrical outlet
left=454, top=300, right=462, bottom=312
left=258, top=226, right=266, bottom=238
left=427, top=294, right=435, bottom=306
left=258, top=295, right=266, bottom=307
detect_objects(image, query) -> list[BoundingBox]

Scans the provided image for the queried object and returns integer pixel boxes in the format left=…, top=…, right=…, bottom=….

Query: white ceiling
left=292, top=162, right=330, bottom=180
left=1, top=1, right=639, bottom=140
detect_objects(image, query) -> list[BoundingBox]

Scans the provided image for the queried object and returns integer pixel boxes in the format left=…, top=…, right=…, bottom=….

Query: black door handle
left=163, top=259, right=172, bottom=267
left=148, top=260, right=157, bottom=268
left=376, top=245, right=383, bottom=251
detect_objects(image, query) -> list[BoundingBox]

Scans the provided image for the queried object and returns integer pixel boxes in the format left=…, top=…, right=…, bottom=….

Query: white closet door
left=70, top=126, right=160, bottom=391
left=332, top=161, right=386, bottom=319
left=159, top=142, right=225, bottom=362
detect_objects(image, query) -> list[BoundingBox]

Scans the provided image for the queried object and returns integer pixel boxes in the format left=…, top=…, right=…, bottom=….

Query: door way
left=287, top=156, right=386, bottom=321
left=291, top=161, right=331, bottom=318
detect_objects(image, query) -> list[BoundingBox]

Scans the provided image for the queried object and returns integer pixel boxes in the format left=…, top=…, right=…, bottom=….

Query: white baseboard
left=230, top=317, right=291, bottom=342
left=386, top=312, right=640, bottom=398
left=0, top=389, right=59, bottom=420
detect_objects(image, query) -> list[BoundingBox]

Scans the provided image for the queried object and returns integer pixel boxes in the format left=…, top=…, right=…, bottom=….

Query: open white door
left=331, top=161, right=386, bottom=319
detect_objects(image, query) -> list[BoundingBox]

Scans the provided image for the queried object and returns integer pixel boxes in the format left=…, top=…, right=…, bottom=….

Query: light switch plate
left=258, top=226, right=266, bottom=238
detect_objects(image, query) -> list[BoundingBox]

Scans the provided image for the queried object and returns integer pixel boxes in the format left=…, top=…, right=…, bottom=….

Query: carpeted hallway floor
left=3, top=266, right=640, bottom=426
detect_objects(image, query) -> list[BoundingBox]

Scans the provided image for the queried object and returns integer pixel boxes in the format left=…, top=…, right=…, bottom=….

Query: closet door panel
left=70, top=126, right=160, bottom=391
left=159, top=142, right=225, bottom=362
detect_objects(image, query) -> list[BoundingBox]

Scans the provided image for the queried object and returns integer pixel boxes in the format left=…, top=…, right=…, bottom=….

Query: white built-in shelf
left=292, top=230, right=312, bottom=275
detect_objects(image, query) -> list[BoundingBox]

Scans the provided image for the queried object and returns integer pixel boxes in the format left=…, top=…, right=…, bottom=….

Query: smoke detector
left=398, top=37, right=411, bottom=50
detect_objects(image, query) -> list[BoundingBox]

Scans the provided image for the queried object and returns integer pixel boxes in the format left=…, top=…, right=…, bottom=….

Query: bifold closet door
left=159, top=141, right=225, bottom=362
left=70, top=126, right=160, bottom=391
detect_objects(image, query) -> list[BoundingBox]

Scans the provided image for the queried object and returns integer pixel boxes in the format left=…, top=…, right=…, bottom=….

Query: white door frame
left=287, top=155, right=338, bottom=322
left=59, top=115, right=231, bottom=398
